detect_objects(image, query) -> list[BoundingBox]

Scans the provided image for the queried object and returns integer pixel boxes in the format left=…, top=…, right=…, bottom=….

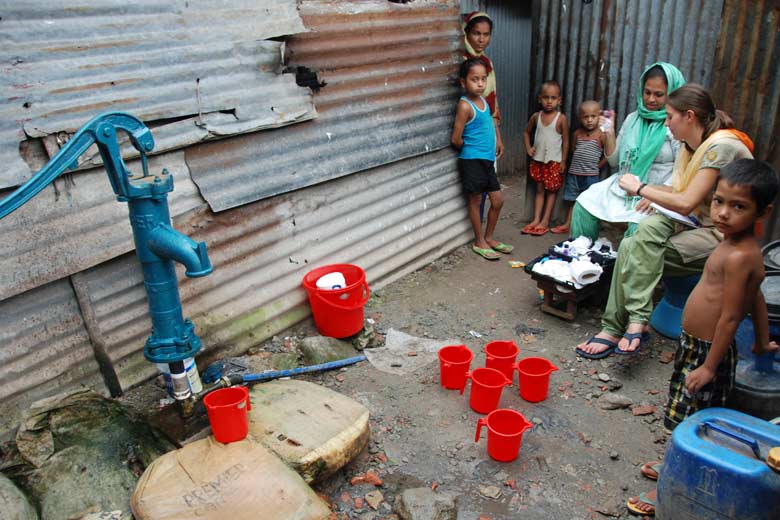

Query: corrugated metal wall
left=0, top=0, right=470, bottom=437
left=711, top=0, right=780, bottom=243
left=532, top=0, right=724, bottom=131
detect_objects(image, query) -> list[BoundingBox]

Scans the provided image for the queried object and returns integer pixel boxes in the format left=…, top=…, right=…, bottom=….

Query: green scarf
left=618, top=62, right=686, bottom=181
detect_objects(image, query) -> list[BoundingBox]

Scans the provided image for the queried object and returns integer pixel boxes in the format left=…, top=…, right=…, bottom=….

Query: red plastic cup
left=438, top=345, right=473, bottom=389
left=460, top=367, right=512, bottom=414
left=475, top=409, right=533, bottom=462
left=203, top=386, right=252, bottom=443
left=516, top=357, right=558, bottom=402
left=484, top=340, right=519, bottom=382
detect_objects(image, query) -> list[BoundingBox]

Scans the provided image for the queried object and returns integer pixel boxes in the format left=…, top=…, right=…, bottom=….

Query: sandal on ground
left=472, top=245, right=501, bottom=260
left=641, top=461, right=662, bottom=481
left=627, top=491, right=656, bottom=516
left=521, top=224, right=538, bottom=234
left=528, top=226, right=549, bottom=236
left=575, top=336, right=618, bottom=359
left=551, top=225, right=570, bottom=234
left=491, top=242, right=514, bottom=254
left=615, top=331, right=651, bottom=355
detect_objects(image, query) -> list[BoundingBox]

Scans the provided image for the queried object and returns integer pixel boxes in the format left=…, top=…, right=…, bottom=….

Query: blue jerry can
left=656, top=408, right=780, bottom=519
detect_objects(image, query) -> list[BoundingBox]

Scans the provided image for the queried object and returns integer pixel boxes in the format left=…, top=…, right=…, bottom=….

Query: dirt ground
left=133, top=176, right=680, bottom=519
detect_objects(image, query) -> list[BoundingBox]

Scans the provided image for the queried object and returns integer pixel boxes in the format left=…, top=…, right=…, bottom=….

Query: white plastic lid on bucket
left=316, top=271, right=346, bottom=290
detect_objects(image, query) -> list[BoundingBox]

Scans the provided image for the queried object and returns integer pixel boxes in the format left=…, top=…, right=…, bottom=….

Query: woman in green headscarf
left=571, top=62, right=686, bottom=239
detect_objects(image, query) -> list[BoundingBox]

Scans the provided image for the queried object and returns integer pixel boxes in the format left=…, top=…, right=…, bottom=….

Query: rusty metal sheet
left=0, top=0, right=313, bottom=189
left=0, top=279, right=106, bottom=437
left=0, top=152, right=206, bottom=302
left=532, top=0, right=724, bottom=130
left=79, top=149, right=470, bottom=390
left=187, top=0, right=463, bottom=212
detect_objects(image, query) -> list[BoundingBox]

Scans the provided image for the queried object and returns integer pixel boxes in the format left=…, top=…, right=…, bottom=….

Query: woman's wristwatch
left=637, top=182, right=648, bottom=197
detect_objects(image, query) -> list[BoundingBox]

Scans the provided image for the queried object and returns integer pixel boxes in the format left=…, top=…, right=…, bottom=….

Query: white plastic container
left=156, top=357, right=203, bottom=397
left=316, top=271, right=346, bottom=290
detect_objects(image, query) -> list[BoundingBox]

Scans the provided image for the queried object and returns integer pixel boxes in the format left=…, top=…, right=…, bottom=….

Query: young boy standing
left=451, top=58, right=514, bottom=260
left=627, top=158, right=780, bottom=516
left=552, top=100, right=614, bottom=234
left=522, top=80, right=569, bottom=236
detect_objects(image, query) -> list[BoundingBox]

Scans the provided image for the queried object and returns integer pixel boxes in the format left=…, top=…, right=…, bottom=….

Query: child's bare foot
left=617, top=323, right=647, bottom=353
left=551, top=224, right=570, bottom=234
left=752, top=340, right=780, bottom=356
left=626, top=488, right=656, bottom=515
left=575, top=331, right=620, bottom=357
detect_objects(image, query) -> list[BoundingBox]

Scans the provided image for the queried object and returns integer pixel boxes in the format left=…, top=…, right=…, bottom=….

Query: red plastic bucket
left=302, top=264, right=370, bottom=338
left=460, top=367, right=511, bottom=414
left=438, top=345, right=473, bottom=390
left=516, top=357, right=558, bottom=402
left=203, top=386, right=251, bottom=443
left=475, top=409, right=533, bottom=462
left=484, top=340, right=519, bottom=382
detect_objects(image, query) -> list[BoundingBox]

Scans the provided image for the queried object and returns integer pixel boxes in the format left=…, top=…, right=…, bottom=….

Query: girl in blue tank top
left=451, top=58, right=513, bottom=261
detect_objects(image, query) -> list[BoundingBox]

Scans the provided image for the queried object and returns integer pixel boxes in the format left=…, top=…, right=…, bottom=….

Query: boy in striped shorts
left=552, top=100, right=609, bottom=234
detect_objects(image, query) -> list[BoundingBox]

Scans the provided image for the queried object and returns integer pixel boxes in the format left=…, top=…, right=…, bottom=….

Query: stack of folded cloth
left=531, top=257, right=604, bottom=289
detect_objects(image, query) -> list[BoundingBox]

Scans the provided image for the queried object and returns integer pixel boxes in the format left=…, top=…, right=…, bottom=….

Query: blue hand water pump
left=0, top=112, right=212, bottom=400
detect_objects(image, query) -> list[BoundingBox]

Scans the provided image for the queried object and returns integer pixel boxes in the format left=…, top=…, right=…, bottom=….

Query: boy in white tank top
left=522, top=81, right=569, bottom=236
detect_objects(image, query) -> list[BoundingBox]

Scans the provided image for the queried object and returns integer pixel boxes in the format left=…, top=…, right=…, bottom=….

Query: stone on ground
left=0, top=473, right=38, bottom=520
left=248, top=379, right=369, bottom=483
left=396, top=487, right=458, bottom=520
left=131, top=437, right=330, bottom=520
left=299, top=336, right=360, bottom=364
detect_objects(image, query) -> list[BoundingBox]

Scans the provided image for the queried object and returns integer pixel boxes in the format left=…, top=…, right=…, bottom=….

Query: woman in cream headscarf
left=571, top=62, right=686, bottom=237
left=576, top=83, right=753, bottom=362
left=462, top=11, right=503, bottom=158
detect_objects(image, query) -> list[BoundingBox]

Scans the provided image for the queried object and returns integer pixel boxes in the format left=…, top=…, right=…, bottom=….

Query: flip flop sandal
left=491, top=242, right=514, bottom=254
left=626, top=491, right=656, bottom=516
left=640, top=461, right=662, bottom=481
left=550, top=225, right=570, bottom=234
left=615, top=331, right=651, bottom=355
left=521, top=224, right=537, bottom=234
left=472, top=245, right=500, bottom=260
left=529, top=226, right=549, bottom=236
left=575, top=336, right=618, bottom=359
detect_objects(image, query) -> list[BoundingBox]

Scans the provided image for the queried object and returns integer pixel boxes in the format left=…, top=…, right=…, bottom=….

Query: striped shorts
left=664, top=330, right=736, bottom=430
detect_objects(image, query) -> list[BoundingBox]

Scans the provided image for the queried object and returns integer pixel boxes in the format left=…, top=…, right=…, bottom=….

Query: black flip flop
left=575, top=336, right=618, bottom=359
left=615, top=331, right=651, bottom=355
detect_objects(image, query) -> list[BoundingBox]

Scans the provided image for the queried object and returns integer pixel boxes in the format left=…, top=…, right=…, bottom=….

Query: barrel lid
left=764, top=241, right=780, bottom=271
left=768, top=447, right=780, bottom=472
left=762, top=272, right=780, bottom=317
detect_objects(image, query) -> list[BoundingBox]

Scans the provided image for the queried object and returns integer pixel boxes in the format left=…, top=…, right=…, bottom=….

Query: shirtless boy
left=627, top=158, right=780, bottom=516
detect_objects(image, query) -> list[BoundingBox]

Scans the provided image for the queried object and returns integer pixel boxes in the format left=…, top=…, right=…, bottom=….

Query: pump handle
left=0, top=112, right=153, bottom=219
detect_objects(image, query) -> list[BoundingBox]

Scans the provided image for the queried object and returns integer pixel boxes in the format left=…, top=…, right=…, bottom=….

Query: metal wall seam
left=0, top=0, right=312, bottom=189
left=186, top=0, right=463, bottom=212
left=0, top=152, right=206, bottom=302
left=0, top=279, right=106, bottom=437
left=78, top=149, right=470, bottom=389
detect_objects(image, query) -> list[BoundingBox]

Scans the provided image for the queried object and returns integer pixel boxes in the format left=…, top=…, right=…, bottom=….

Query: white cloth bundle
left=569, top=259, right=603, bottom=285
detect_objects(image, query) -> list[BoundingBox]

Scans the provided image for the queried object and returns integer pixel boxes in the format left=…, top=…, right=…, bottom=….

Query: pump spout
left=147, top=224, right=213, bottom=277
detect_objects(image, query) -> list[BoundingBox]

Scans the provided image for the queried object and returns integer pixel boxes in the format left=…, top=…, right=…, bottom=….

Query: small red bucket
left=438, top=345, right=473, bottom=390
left=460, top=367, right=511, bottom=414
left=516, top=357, right=558, bottom=402
left=302, top=264, right=370, bottom=338
left=475, top=409, right=533, bottom=462
left=484, top=340, right=519, bottom=382
left=203, top=386, right=251, bottom=443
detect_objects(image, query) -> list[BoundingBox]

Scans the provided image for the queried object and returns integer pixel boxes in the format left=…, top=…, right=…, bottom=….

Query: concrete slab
left=248, top=379, right=370, bottom=483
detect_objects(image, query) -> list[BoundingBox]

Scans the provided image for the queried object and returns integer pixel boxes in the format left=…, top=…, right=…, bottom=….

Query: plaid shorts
left=664, top=330, right=737, bottom=430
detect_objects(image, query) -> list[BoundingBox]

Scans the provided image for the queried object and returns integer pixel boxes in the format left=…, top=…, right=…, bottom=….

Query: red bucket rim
left=485, top=409, right=531, bottom=437
left=439, top=345, right=473, bottom=364
left=302, top=264, right=366, bottom=293
left=484, top=340, right=519, bottom=359
left=470, top=367, right=509, bottom=388
left=203, top=386, right=248, bottom=409
left=516, top=356, right=557, bottom=377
